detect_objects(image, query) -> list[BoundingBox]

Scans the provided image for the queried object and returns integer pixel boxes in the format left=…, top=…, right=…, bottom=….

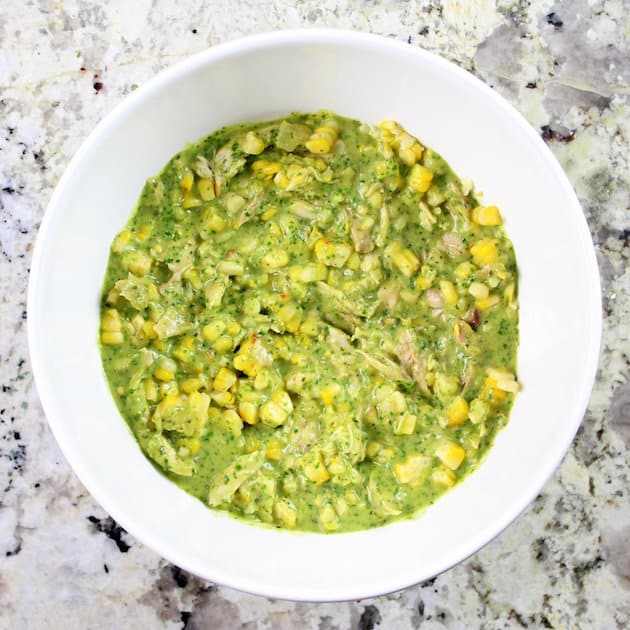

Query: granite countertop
left=1, top=1, right=628, bottom=627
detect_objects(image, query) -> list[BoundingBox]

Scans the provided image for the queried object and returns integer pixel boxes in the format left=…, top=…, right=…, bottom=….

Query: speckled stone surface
left=1, top=1, right=628, bottom=628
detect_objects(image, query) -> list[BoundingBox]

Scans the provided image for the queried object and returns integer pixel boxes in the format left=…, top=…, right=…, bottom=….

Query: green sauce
left=99, top=112, right=519, bottom=533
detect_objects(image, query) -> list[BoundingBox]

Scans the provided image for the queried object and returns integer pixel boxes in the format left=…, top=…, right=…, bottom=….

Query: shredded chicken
left=395, top=329, right=430, bottom=395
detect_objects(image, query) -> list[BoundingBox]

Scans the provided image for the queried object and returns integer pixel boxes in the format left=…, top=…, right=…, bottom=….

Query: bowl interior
left=28, top=31, right=600, bottom=601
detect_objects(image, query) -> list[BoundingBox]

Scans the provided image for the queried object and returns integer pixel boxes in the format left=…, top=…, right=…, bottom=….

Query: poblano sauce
left=100, top=112, right=519, bottom=533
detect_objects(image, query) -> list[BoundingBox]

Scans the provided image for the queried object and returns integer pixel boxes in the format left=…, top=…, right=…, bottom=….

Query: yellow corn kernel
left=435, top=440, right=466, bottom=470
left=180, top=171, right=194, bottom=192
left=154, top=367, right=174, bottom=382
left=481, top=376, right=507, bottom=404
left=366, top=441, right=381, bottom=458
left=470, top=239, right=498, bottom=266
left=476, top=294, right=500, bottom=311
left=455, top=261, right=475, bottom=280
left=447, top=396, right=469, bottom=427
left=274, top=498, right=297, bottom=528
left=238, top=401, right=259, bottom=425
left=204, top=211, right=226, bottom=233
left=126, top=251, right=152, bottom=276
left=305, top=124, right=338, bottom=154
left=261, top=249, right=289, bottom=272
left=226, top=321, right=241, bottom=336
left=253, top=371, right=270, bottom=390
left=211, top=391, right=235, bottom=407
left=137, top=224, right=152, bottom=241
left=469, top=398, right=489, bottom=425
left=101, top=308, right=122, bottom=332
left=304, top=453, right=330, bottom=484
left=393, top=414, right=417, bottom=435
left=472, top=205, right=503, bottom=226
left=346, top=252, right=361, bottom=271
left=415, top=274, right=433, bottom=291
left=394, top=454, right=430, bottom=485
left=201, top=318, right=225, bottom=341
left=197, top=177, right=216, bottom=201
left=220, top=409, right=243, bottom=436
left=440, top=280, right=458, bottom=306
left=144, top=379, right=158, bottom=402
left=260, top=393, right=292, bottom=427
left=387, top=242, right=420, bottom=277
left=432, top=466, right=456, bottom=488
left=214, top=335, right=234, bottom=353
left=252, top=159, right=282, bottom=179
left=468, top=281, right=489, bottom=300
left=101, top=331, right=124, bottom=345
left=182, top=192, right=202, bottom=209
left=213, top=367, right=237, bottom=392
left=266, top=438, right=283, bottom=461
left=408, top=164, right=433, bottom=193
left=319, top=383, right=341, bottom=406
left=242, top=131, right=265, bottom=155
left=185, top=438, right=202, bottom=456
left=112, top=230, right=132, bottom=253
left=487, top=368, right=521, bottom=393
left=314, top=239, right=352, bottom=269
left=181, top=378, right=203, bottom=394
left=318, top=503, right=339, bottom=531
left=261, top=205, right=278, bottom=221
left=299, top=314, right=320, bottom=337
left=399, top=146, right=417, bottom=166
left=182, top=267, right=202, bottom=290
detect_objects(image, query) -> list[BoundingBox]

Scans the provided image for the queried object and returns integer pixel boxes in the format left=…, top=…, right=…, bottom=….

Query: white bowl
left=28, top=30, right=601, bottom=601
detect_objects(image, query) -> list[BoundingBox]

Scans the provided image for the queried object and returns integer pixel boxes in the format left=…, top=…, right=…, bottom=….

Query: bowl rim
left=27, top=28, right=602, bottom=601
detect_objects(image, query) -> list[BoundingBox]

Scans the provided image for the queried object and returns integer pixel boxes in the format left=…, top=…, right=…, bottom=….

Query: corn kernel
left=319, top=503, right=339, bottom=531
left=387, top=242, right=420, bottom=277
left=154, top=367, right=174, bottom=382
left=211, top=391, right=235, bottom=407
left=201, top=320, right=225, bottom=342
left=180, top=171, right=194, bottom=192
left=440, top=280, right=458, bottom=306
left=472, top=205, right=503, bottom=226
left=394, top=454, right=430, bottom=484
left=476, top=294, right=500, bottom=311
left=393, top=414, right=417, bottom=435
left=455, top=262, right=475, bottom=280
left=470, top=239, right=498, bottom=266
left=274, top=498, right=297, bottom=528
left=468, top=281, right=489, bottom=300
left=252, top=160, right=282, bottom=179
left=266, top=439, right=283, bottom=461
left=408, top=164, right=433, bottom=193
left=435, top=440, right=466, bottom=470
left=238, top=401, right=259, bottom=425
left=101, top=308, right=122, bottom=332
left=197, top=177, right=216, bottom=201
left=320, top=383, right=341, bottom=406
left=226, top=322, right=241, bottom=336
left=432, top=466, right=456, bottom=488
left=214, top=335, right=234, bottom=353
left=366, top=441, right=381, bottom=458
left=101, top=331, right=124, bottom=345
left=137, top=224, right=152, bottom=241
left=469, top=398, right=489, bottom=425
left=213, top=367, right=237, bottom=392
left=447, top=396, right=469, bottom=427
left=260, top=399, right=288, bottom=427
left=112, top=230, right=132, bottom=253
left=261, top=249, right=289, bottom=271
left=126, top=251, right=152, bottom=276
left=242, top=131, right=265, bottom=155
left=314, top=239, right=352, bottom=268
left=182, top=192, right=202, bottom=209
left=487, top=368, right=521, bottom=393
left=181, top=378, right=203, bottom=394
left=305, top=124, right=338, bottom=154
left=303, top=452, right=330, bottom=484
left=204, top=211, right=226, bottom=233
left=145, top=379, right=158, bottom=402
left=220, top=409, right=243, bottom=436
